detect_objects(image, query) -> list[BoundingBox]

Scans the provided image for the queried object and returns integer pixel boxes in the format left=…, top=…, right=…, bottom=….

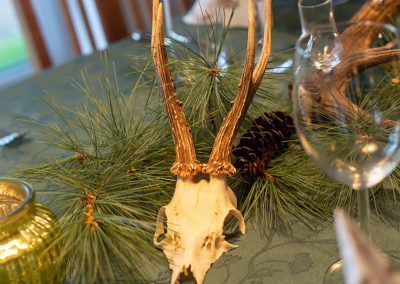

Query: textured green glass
left=0, top=178, right=64, bottom=283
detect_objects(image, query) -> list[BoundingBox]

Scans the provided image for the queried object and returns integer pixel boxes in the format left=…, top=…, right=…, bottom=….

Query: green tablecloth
left=1, top=1, right=399, bottom=283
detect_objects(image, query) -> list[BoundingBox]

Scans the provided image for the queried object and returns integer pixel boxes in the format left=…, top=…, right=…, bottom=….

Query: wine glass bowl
left=293, top=21, right=400, bottom=191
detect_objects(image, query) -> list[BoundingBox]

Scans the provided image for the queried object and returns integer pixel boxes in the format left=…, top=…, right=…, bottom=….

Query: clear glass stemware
left=292, top=21, right=400, bottom=282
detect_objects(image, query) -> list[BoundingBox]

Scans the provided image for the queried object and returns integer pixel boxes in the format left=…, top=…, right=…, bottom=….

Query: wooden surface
left=128, top=0, right=147, bottom=31
left=13, top=0, right=52, bottom=72
left=95, top=0, right=129, bottom=43
left=182, top=0, right=195, bottom=10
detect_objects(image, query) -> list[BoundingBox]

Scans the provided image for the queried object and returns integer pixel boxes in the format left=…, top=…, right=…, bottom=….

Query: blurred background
left=0, top=0, right=361, bottom=90
left=0, top=0, right=194, bottom=89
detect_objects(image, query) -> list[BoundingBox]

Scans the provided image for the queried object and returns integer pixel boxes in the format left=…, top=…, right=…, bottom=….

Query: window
left=0, top=0, right=33, bottom=89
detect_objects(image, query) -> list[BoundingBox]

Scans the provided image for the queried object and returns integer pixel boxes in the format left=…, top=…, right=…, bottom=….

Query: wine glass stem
left=357, top=189, right=370, bottom=239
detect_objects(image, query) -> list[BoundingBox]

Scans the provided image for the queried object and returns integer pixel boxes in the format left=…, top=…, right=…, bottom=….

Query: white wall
left=31, top=0, right=76, bottom=66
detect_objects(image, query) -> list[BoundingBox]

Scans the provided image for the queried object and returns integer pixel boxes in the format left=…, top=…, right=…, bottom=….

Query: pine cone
left=233, top=111, right=294, bottom=179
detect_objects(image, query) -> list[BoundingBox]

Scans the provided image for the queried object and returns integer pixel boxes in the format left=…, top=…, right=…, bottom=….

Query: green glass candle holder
left=0, top=178, right=64, bottom=283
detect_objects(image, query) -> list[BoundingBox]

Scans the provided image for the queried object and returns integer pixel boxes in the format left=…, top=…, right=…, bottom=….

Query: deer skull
left=154, top=176, right=245, bottom=284
left=150, top=0, right=271, bottom=283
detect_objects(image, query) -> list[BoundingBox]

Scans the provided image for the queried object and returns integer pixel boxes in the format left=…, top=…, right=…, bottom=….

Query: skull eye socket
left=223, top=209, right=246, bottom=235
left=155, top=207, right=168, bottom=244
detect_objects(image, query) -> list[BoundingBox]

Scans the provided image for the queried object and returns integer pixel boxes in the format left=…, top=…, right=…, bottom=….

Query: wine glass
left=292, top=21, right=400, bottom=283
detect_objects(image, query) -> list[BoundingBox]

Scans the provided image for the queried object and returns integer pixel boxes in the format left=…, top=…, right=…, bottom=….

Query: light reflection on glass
left=361, top=142, right=378, bottom=154
left=384, top=127, right=399, bottom=155
left=0, top=240, right=28, bottom=261
left=352, top=173, right=361, bottom=190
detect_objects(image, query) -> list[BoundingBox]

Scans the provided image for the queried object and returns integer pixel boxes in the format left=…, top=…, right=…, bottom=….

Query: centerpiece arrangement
left=9, top=0, right=400, bottom=283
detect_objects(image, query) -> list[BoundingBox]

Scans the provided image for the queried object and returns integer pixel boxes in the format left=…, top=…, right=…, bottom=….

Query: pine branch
left=238, top=146, right=332, bottom=235
left=15, top=61, right=175, bottom=283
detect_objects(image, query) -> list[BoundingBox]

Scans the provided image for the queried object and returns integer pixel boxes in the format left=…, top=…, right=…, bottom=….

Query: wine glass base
left=323, top=255, right=400, bottom=284
left=322, top=259, right=344, bottom=284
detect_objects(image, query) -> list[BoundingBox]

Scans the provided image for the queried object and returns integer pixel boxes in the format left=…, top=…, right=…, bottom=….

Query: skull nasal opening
left=179, top=265, right=195, bottom=282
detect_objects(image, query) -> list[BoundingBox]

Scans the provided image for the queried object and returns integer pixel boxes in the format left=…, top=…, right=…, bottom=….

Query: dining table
left=1, top=0, right=400, bottom=283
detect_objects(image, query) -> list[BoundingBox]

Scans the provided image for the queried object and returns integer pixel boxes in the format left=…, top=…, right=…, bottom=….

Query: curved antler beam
left=344, top=0, right=400, bottom=53
left=151, top=0, right=201, bottom=176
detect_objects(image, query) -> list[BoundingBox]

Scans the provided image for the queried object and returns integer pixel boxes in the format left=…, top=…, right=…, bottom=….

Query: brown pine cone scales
left=233, top=111, right=294, bottom=179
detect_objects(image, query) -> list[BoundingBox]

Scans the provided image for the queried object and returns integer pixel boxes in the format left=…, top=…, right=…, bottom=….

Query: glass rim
left=298, top=0, right=331, bottom=9
left=0, top=178, right=34, bottom=221
left=295, top=21, right=400, bottom=55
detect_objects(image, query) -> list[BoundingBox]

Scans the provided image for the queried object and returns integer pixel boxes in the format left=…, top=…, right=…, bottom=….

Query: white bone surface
left=154, top=175, right=245, bottom=284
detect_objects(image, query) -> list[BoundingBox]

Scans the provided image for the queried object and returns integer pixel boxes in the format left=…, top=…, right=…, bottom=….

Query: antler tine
left=252, top=0, right=272, bottom=91
left=206, top=0, right=272, bottom=175
left=151, top=0, right=158, bottom=49
left=152, top=0, right=201, bottom=177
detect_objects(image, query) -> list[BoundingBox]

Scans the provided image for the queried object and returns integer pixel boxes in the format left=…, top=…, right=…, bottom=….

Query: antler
left=205, top=0, right=272, bottom=175
left=152, top=0, right=271, bottom=176
left=151, top=0, right=201, bottom=176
